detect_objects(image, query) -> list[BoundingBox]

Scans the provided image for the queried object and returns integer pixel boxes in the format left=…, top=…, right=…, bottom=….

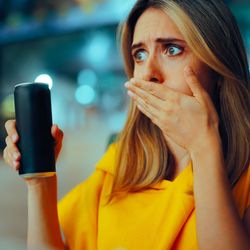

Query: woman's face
left=132, top=8, right=216, bottom=97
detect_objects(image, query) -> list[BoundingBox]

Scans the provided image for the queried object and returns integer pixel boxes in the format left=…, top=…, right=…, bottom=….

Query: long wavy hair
left=109, top=0, right=250, bottom=200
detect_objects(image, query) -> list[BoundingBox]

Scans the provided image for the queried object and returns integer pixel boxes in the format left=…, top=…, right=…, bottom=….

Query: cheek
left=133, top=66, right=140, bottom=78
left=133, top=65, right=149, bottom=79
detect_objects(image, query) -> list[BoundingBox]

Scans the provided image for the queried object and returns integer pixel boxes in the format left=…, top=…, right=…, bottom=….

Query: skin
left=124, top=7, right=250, bottom=249
left=131, top=8, right=216, bottom=96
left=127, top=7, right=218, bottom=176
left=2, top=6, right=249, bottom=250
left=3, top=121, right=63, bottom=173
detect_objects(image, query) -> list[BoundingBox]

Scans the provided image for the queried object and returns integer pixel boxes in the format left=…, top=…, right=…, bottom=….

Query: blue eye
left=165, top=45, right=183, bottom=56
left=133, top=50, right=148, bottom=62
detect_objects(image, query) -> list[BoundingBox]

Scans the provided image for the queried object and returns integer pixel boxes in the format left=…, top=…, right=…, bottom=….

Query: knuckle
left=135, top=81, right=142, bottom=88
left=5, top=136, right=14, bottom=147
left=4, top=120, right=10, bottom=130
left=5, top=119, right=15, bottom=134
left=5, top=136, right=13, bottom=147
left=5, top=136, right=9, bottom=145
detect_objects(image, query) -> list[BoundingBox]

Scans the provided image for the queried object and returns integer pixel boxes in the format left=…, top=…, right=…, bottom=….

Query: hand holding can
left=14, top=83, right=56, bottom=178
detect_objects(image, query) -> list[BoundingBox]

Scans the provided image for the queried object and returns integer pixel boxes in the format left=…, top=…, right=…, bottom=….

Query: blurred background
left=0, top=0, right=249, bottom=249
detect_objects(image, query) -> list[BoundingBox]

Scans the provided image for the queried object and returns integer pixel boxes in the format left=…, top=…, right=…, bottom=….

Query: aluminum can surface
left=14, top=82, right=55, bottom=178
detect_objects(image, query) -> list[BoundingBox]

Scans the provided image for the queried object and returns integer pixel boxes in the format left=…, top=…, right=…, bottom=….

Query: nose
left=140, top=56, right=164, bottom=84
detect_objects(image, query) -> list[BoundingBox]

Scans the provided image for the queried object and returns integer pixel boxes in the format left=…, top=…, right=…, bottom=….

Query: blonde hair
left=109, top=0, right=250, bottom=200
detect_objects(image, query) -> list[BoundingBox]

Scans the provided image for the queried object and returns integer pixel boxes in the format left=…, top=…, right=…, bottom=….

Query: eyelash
left=132, top=43, right=184, bottom=62
left=163, top=44, right=184, bottom=56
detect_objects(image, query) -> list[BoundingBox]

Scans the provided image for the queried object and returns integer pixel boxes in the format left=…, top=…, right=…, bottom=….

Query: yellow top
left=58, top=143, right=250, bottom=250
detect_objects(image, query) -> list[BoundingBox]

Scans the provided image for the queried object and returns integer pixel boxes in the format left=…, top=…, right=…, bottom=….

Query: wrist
left=26, top=174, right=57, bottom=189
left=189, top=128, right=222, bottom=159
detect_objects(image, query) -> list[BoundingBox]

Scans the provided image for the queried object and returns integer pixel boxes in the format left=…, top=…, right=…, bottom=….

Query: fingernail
left=12, top=134, right=18, bottom=142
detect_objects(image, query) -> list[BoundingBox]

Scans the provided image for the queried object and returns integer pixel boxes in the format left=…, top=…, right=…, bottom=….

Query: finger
left=51, top=124, right=58, bottom=136
left=56, top=130, right=64, bottom=145
left=126, top=84, right=164, bottom=111
left=127, top=91, right=161, bottom=117
left=9, top=150, right=20, bottom=170
left=8, top=147, right=21, bottom=167
left=129, top=78, right=181, bottom=101
left=5, top=135, right=12, bottom=147
left=51, top=125, right=64, bottom=159
left=4, top=120, right=19, bottom=143
left=136, top=103, right=161, bottom=128
left=4, top=149, right=13, bottom=168
left=4, top=147, right=20, bottom=170
left=11, top=156, right=20, bottom=170
left=184, top=66, right=207, bottom=105
left=129, top=91, right=162, bottom=125
left=5, top=136, right=21, bottom=158
left=13, top=160, right=20, bottom=171
left=3, top=148, right=10, bottom=165
left=57, top=127, right=64, bottom=141
left=51, top=124, right=64, bottom=139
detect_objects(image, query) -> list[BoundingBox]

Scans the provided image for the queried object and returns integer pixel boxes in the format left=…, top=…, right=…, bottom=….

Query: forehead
left=133, top=8, right=184, bottom=43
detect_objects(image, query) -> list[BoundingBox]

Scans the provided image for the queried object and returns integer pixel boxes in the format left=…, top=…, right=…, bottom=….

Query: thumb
left=51, top=124, right=58, bottom=138
left=51, top=124, right=64, bottom=142
left=184, top=66, right=206, bottom=104
left=51, top=124, right=64, bottom=161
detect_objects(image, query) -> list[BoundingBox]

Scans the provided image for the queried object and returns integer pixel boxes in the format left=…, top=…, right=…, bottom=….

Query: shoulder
left=95, top=142, right=118, bottom=175
left=58, top=170, right=105, bottom=212
left=57, top=143, right=119, bottom=248
left=58, top=143, right=118, bottom=212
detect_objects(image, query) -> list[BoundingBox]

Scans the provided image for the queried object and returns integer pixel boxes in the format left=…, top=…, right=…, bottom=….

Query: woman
left=3, top=0, right=250, bottom=249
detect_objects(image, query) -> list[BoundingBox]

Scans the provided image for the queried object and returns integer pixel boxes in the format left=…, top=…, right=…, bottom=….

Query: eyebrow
left=131, top=38, right=186, bottom=51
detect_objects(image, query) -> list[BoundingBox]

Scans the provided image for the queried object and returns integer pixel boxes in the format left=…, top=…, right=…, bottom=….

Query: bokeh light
left=75, top=85, right=96, bottom=105
left=35, top=74, right=53, bottom=89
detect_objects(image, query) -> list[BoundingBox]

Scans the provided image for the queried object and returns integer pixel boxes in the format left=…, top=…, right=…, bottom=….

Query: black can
left=14, top=82, right=55, bottom=178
